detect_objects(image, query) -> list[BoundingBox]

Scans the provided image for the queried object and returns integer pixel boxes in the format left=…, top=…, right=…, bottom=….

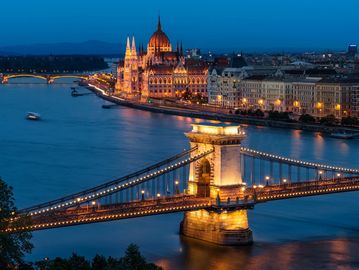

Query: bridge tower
left=181, top=123, right=253, bottom=245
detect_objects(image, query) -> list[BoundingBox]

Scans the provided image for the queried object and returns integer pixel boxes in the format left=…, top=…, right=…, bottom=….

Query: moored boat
left=330, top=131, right=354, bottom=139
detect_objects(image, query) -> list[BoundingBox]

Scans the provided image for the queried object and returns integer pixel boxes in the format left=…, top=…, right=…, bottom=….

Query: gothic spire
left=125, top=35, right=131, bottom=56
left=131, top=35, right=137, bottom=55
left=157, top=15, right=162, bottom=31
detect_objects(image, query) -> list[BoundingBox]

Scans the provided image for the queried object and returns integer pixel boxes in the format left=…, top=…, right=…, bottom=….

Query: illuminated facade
left=209, top=73, right=359, bottom=119
left=115, top=17, right=208, bottom=99
left=181, top=123, right=253, bottom=245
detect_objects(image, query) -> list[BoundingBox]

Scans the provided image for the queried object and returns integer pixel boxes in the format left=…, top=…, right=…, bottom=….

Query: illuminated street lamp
left=265, top=176, right=270, bottom=186
left=252, top=185, right=257, bottom=202
left=157, top=193, right=161, bottom=199
left=175, top=180, right=180, bottom=195
left=282, top=178, right=287, bottom=189
left=141, top=190, right=145, bottom=201
left=318, top=170, right=323, bottom=180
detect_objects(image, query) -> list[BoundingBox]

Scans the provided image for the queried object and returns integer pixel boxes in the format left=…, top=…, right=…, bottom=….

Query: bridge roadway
left=6, top=176, right=359, bottom=233
left=6, top=196, right=212, bottom=233
left=246, top=176, right=359, bottom=202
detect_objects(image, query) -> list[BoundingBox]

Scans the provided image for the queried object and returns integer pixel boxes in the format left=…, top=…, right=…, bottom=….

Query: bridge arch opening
left=197, top=158, right=211, bottom=197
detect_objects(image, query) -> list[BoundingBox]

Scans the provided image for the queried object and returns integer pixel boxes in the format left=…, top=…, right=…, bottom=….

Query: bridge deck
left=7, top=196, right=210, bottom=232
left=247, top=177, right=359, bottom=202
left=5, top=178, right=359, bottom=233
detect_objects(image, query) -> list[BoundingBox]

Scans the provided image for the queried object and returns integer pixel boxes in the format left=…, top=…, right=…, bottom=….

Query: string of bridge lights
left=7, top=202, right=211, bottom=233
left=25, top=149, right=214, bottom=217
left=257, top=182, right=359, bottom=201
left=240, top=147, right=359, bottom=174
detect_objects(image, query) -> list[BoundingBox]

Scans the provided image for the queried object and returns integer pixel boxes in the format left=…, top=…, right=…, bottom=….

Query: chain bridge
left=4, top=123, right=359, bottom=245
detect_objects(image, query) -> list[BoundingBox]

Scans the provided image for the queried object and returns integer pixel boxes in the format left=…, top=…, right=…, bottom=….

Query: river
left=1, top=78, right=359, bottom=270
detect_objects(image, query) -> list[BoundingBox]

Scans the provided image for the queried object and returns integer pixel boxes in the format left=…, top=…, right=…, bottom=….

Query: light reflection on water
left=1, top=78, right=359, bottom=269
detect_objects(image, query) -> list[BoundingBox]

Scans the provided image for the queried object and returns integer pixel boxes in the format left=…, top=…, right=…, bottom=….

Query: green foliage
left=0, top=178, right=33, bottom=270
left=341, top=116, right=359, bottom=126
left=236, top=109, right=264, bottom=117
left=320, top=114, right=337, bottom=126
left=92, top=255, right=107, bottom=270
left=122, top=244, right=147, bottom=270
left=268, top=111, right=290, bottom=121
left=180, top=88, right=207, bottom=104
left=31, top=244, right=162, bottom=270
left=299, top=114, right=316, bottom=123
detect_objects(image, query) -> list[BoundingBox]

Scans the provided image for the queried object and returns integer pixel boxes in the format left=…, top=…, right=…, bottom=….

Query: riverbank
left=86, top=84, right=359, bottom=135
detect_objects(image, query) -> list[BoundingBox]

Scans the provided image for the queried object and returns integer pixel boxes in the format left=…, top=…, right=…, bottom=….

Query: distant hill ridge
left=0, top=40, right=123, bottom=56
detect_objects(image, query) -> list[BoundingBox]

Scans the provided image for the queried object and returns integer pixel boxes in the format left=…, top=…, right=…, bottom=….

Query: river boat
left=330, top=131, right=354, bottom=139
left=26, top=112, right=41, bottom=121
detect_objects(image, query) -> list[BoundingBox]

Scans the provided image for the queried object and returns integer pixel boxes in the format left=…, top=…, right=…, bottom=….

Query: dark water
left=1, top=78, right=359, bottom=270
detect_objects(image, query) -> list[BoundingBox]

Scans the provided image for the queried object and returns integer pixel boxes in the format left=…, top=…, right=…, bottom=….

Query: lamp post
left=175, top=180, right=180, bottom=195
left=265, top=176, right=270, bottom=186
left=253, top=185, right=257, bottom=202
left=282, top=178, right=287, bottom=189
left=335, top=173, right=341, bottom=183
left=318, top=170, right=323, bottom=180
left=141, top=190, right=145, bottom=201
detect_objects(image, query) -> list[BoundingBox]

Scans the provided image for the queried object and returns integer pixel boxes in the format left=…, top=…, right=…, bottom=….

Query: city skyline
left=1, top=0, right=358, bottom=51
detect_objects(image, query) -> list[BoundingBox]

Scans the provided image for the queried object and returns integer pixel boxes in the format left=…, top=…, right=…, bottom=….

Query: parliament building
left=115, top=17, right=208, bottom=99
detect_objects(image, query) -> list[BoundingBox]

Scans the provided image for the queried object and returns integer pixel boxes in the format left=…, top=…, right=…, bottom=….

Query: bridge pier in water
left=181, top=123, right=253, bottom=245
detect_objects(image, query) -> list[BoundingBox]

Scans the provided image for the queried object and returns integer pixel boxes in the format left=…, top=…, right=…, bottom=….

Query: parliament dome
left=148, top=17, right=172, bottom=53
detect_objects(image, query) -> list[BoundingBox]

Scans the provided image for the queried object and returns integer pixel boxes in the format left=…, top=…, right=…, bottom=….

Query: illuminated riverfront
left=1, top=1, right=359, bottom=269
left=1, top=81, right=359, bottom=269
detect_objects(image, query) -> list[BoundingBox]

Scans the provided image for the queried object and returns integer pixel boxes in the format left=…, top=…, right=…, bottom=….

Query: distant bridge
left=0, top=73, right=88, bottom=84
left=3, top=123, right=359, bottom=246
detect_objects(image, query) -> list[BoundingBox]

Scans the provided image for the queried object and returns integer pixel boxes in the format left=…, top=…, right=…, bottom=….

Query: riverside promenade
left=86, top=83, right=359, bottom=135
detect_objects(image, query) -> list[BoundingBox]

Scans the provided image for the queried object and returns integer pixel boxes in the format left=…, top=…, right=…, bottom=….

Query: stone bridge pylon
left=181, top=123, right=253, bottom=245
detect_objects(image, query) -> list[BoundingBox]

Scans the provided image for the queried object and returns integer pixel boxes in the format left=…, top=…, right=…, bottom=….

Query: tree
left=92, top=254, right=107, bottom=270
left=268, top=111, right=290, bottom=121
left=121, top=244, right=147, bottom=270
left=299, top=114, right=316, bottom=123
left=341, top=116, right=359, bottom=126
left=67, top=253, right=91, bottom=270
left=254, top=109, right=264, bottom=117
left=0, top=177, right=33, bottom=270
left=320, top=114, right=337, bottom=126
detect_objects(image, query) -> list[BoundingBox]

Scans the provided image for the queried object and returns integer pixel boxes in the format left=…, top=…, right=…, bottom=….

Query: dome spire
left=157, top=15, right=162, bottom=31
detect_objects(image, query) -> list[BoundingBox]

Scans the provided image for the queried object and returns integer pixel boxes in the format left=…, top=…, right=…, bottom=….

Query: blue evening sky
left=1, top=0, right=358, bottom=51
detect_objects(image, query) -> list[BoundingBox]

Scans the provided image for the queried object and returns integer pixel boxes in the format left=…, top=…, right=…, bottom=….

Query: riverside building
left=207, top=72, right=359, bottom=119
left=115, top=17, right=208, bottom=100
